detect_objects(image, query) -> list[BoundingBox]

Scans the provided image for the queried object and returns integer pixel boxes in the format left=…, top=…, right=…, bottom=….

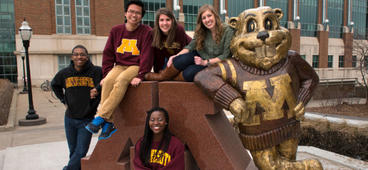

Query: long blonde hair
left=194, top=4, right=224, bottom=51
left=152, top=8, right=178, bottom=49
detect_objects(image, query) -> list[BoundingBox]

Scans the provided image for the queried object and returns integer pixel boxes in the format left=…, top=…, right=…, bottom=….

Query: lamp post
left=18, top=19, right=46, bottom=126
left=19, top=48, right=28, bottom=94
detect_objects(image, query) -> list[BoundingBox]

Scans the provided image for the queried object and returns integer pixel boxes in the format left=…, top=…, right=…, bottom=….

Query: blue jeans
left=64, top=115, right=93, bottom=170
left=173, top=51, right=206, bottom=82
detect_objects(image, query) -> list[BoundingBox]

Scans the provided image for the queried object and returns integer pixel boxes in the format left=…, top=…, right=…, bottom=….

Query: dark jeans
left=173, top=51, right=206, bottom=82
left=64, top=115, right=93, bottom=170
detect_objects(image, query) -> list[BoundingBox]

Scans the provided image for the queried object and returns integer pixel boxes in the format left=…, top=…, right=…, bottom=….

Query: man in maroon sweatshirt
left=86, top=0, right=153, bottom=140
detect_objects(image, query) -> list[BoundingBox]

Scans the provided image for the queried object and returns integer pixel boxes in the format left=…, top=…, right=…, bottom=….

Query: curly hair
left=152, top=8, right=178, bottom=49
left=194, top=4, right=224, bottom=51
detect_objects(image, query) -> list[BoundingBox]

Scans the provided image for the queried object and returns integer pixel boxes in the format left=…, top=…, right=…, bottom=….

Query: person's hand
left=194, top=56, right=205, bottom=66
left=167, top=55, right=177, bottom=67
left=294, top=102, right=305, bottom=121
left=100, top=78, right=104, bottom=86
left=130, top=78, right=142, bottom=87
left=90, top=88, right=98, bottom=99
left=229, top=98, right=248, bottom=123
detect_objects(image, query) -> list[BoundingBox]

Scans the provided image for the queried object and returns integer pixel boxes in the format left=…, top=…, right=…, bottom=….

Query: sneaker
left=85, top=116, right=105, bottom=134
left=98, top=122, right=117, bottom=140
left=85, top=122, right=100, bottom=134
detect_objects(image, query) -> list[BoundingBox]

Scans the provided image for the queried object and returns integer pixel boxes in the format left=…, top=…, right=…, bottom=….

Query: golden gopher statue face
left=229, top=7, right=291, bottom=70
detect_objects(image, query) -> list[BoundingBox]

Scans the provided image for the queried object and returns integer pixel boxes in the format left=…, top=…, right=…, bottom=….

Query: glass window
left=352, top=56, right=357, bottom=67
left=265, top=0, right=288, bottom=28
left=352, top=0, right=367, bottom=39
left=58, top=55, right=71, bottom=70
left=338, top=55, right=344, bottom=67
left=328, top=55, right=333, bottom=68
left=299, top=0, right=318, bottom=37
left=300, top=55, right=306, bottom=60
left=55, top=0, right=72, bottom=34
left=0, top=53, right=17, bottom=83
left=75, top=0, right=90, bottom=34
left=139, top=0, right=165, bottom=28
left=0, top=0, right=17, bottom=83
left=328, top=0, right=344, bottom=38
left=228, top=1, right=254, bottom=18
left=312, top=55, right=319, bottom=68
left=183, top=0, right=213, bottom=31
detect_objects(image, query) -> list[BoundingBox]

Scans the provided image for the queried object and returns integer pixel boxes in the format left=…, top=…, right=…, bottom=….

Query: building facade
left=0, top=0, right=367, bottom=86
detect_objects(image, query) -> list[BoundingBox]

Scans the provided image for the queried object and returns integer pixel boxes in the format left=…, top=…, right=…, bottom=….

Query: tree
left=352, top=36, right=368, bottom=104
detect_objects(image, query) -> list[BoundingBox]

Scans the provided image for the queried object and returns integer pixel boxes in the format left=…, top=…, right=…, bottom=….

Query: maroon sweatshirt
left=102, top=24, right=153, bottom=79
left=152, top=25, right=192, bottom=73
left=134, top=136, right=185, bottom=170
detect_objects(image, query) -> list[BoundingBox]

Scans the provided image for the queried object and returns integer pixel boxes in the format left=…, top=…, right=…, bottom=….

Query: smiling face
left=125, top=4, right=143, bottom=27
left=229, top=7, right=291, bottom=70
left=71, top=48, right=88, bottom=71
left=158, top=14, right=173, bottom=35
left=149, top=111, right=167, bottom=135
left=201, top=10, right=216, bottom=31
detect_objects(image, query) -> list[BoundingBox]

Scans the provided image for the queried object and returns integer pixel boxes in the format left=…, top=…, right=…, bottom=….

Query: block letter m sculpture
left=82, top=82, right=256, bottom=170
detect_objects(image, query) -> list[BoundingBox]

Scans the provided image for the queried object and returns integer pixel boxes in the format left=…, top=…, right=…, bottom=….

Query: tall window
left=58, top=55, right=71, bottom=70
left=312, top=55, right=319, bottom=68
left=352, top=0, right=367, bottom=39
left=55, top=0, right=71, bottom=34
left=0, top=0, right=17, bottom=82
left=352, top=56, right=357, bottom=67
left=299, top=0, right=318, bottom=37
left=328, top=0, right=344, bottom=38
left=338, top=55, right=344, bottom=67
left=327, top=55, right=333, bottom=68
left=228, top=1, right=254, bottom=18
left=183, top=0, right=213, bottom=31
left=75, top=0, right=90, bottom=34
left=141, top=0, right=166, bottom=28
left=265, top=0, right=288, bottom=27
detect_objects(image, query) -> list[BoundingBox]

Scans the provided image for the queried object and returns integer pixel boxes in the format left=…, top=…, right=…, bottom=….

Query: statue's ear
left=273, top=8, right=283, bottom=21
left=228, top=17, right=238, bottom=29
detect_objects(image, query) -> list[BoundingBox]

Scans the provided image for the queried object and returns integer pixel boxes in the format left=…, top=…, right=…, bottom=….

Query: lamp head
left=19, top=19, right=32, bottom=41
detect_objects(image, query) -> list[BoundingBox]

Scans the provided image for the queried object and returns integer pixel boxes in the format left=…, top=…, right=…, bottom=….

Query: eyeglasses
left=72, top=53, right=87, bottom=57
left=127, top=10, right=142, bottom=16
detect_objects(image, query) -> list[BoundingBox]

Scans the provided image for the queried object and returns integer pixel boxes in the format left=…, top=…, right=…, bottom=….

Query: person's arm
left=51, top=71, right=65, bottom=104
left=133, top=140, right=152, bottom=170
left=136, top=29, right=154, bottom=81
left=102, top=29, right=117, bottom=78
left=159, top=140, right=185, bottom=170
left=213, top=25, right=235, bottom=60
left=90, top=67, right=102, bottom=110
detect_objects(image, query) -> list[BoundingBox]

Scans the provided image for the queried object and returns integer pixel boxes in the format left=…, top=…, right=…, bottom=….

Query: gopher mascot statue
left=194, top=7, right=323, bottom=170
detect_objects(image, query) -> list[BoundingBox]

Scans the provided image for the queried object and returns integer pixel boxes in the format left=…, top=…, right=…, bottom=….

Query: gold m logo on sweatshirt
left=116, top=39, right=140, bottom=55
left=65, top=77, right=95, bottom=88
left=242, top=74, right=297, bottom=125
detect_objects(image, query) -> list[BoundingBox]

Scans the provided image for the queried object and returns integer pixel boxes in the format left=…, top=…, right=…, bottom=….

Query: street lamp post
left=18, top=19, right=46, bottom=126
left=19, top=48, right=28, bottom=94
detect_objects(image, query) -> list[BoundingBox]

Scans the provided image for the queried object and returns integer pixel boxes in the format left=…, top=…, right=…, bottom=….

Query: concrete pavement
left=0, top=88, right=367, bottom=170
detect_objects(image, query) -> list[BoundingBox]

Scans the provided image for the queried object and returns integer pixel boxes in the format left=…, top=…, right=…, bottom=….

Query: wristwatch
left=206, top=59, right=210, bottom=66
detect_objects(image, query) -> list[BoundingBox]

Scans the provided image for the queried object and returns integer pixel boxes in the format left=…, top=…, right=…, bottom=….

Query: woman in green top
left=145, top=4, right=234, bottom=82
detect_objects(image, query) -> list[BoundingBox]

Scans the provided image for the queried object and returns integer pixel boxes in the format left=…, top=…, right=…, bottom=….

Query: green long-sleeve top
left=184, top=24, right=234, bottom=60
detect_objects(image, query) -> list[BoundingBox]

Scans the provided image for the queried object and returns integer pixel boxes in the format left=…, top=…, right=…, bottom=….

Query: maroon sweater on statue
left=152, top=25, right=191, bottom=73
left=134, top=136, right=185, bottom=170
left=102, top=24, right=153, bottom=79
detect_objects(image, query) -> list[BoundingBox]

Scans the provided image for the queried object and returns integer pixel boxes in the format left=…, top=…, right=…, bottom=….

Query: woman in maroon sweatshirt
left=151, top=8, right=192, bottom=73
left=134, top=107, right=185, bottom=170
